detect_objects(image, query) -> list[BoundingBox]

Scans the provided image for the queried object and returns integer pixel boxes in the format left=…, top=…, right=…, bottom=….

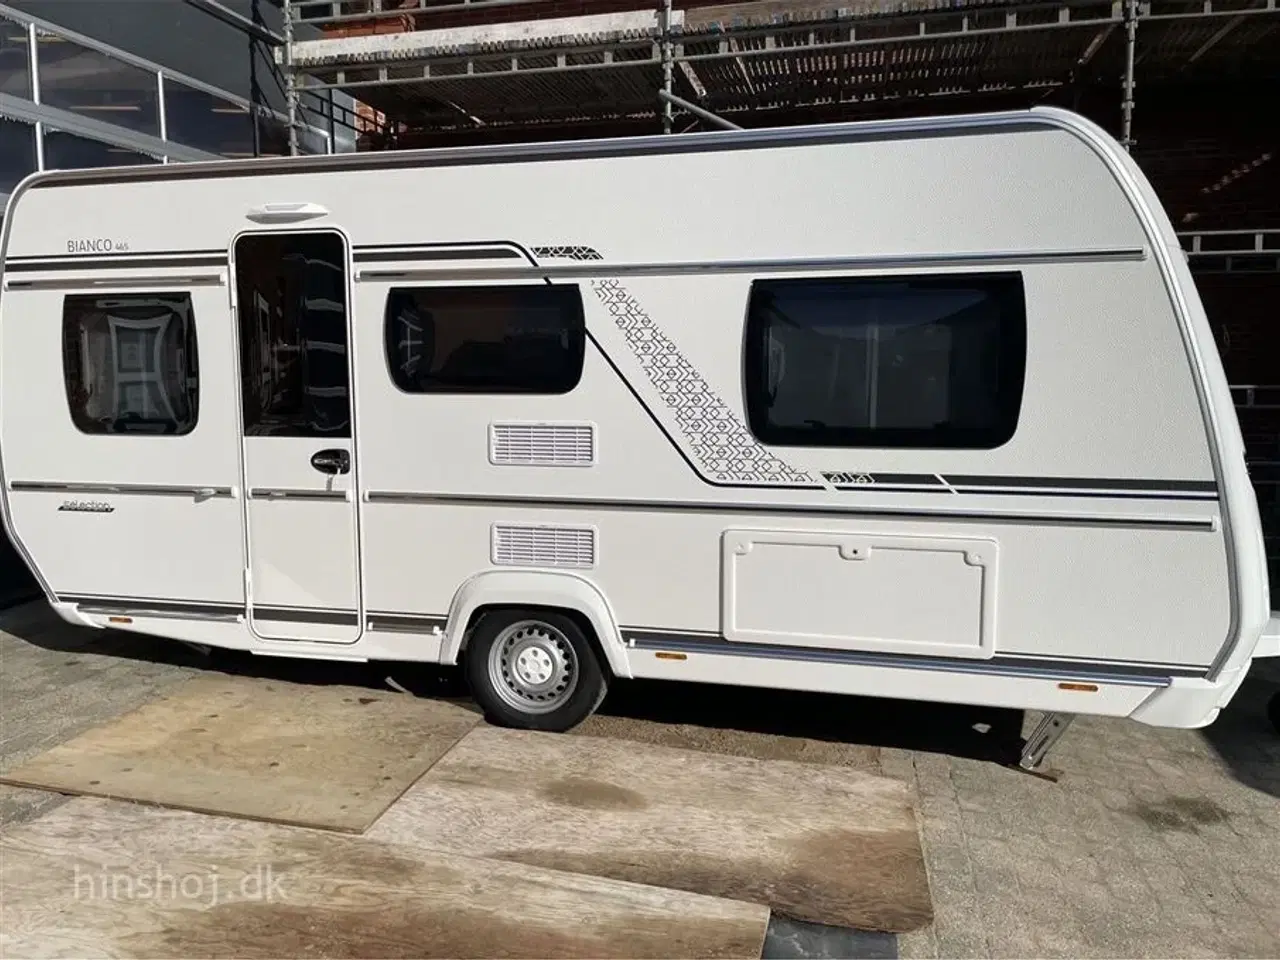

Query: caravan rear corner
left=0, top=105, right=1271, bottom=763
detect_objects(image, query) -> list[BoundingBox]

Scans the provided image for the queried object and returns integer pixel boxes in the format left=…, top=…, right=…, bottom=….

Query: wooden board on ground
left=368, top=726, right=933, bottom=933
left=0, top=673, right=478, bottom=833
left=576, top=715, right=881, bottom=771
left=575, top=680, right=882, bottom=773
left=0, top=797, right=769, bottom=959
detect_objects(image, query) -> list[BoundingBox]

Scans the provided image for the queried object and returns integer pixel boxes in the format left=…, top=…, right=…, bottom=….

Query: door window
left=234, top=232, right=350, bottom=437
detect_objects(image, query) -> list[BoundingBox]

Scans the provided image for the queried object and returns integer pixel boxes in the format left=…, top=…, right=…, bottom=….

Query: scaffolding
left=277, top=0, right=1278, bottom=144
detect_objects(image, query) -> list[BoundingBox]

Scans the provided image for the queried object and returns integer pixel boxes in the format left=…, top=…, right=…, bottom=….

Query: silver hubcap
left=488, top=620, right=578, bottom=715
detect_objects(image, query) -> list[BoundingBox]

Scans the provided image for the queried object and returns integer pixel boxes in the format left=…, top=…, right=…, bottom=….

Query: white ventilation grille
left=492, top=524, right=597, bottom=569
left=489, top=422, right=595, bottom=467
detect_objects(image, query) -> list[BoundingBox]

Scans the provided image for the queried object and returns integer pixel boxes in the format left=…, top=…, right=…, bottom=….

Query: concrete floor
left=2, top=601, right=1278, bottom=958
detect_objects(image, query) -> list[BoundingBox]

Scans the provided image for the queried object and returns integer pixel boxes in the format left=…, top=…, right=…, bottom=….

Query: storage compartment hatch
left=722, top=530, right=998, bottom=659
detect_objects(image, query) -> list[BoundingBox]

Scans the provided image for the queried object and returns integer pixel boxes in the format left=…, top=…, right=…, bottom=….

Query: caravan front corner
left=0, top=105, right=1272, bottom=769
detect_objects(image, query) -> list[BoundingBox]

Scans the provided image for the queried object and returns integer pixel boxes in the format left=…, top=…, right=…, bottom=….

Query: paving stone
left=895, top=924, right=938, bottom=960
left=931, top=925, right=988, bottom=960
left=878, top=747, right=918, bottom=782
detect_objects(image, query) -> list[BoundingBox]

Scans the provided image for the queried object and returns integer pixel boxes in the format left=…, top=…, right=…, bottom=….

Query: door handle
left=310, top=449, right=350, bottom=475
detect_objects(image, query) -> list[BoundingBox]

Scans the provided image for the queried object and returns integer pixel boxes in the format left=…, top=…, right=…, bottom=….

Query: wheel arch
left=438, top=569, right=633, bottom=679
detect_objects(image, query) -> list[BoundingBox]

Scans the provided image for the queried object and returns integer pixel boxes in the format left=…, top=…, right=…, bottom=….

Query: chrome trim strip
left=352, top=247, right=521, bottom=263
left=947, top=474, right=1216, bottom=493
left=12, top=481, right=235, bottom=498
left=4, top=274, right=225, bottom=291
left=833, top=485, right=1219, bottom=501
left=355, top=248, right=1144, bottom=283
left=949, top=489, right=1215, bottom=502
left=77, top=604, right=242, bottom=624
left=69, top=601, right=360, bottom=627
left=366, top=613, right=449, bottom=634
left=64, top=594, right=446, bottom=632
left=249, top=488, right=349, bottom=502
left=5, top=254, right=227, bottom=272
left=365, top=490, right=1217, bottom=532
left=625, top=633, right=1191, bottom=684
left=61, top=595, right=243, bottom=621
left=63, top=594, right=361, bottom=627
left=826, top=471, right=1217, bottom=495
left=253, top=606, right=359, bottom=626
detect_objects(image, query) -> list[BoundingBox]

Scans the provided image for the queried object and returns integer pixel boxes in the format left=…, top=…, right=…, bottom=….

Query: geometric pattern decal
left=591, top=278, right=815, bottom=486
left=531, top=245, right=604, bottom=261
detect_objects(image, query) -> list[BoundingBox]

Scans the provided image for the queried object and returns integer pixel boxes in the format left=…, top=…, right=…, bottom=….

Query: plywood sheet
left=0, top=673, right=479, bottom=832
left=575, top=714, right=881, bottom=771
left=0, top=797, right=769, bottom=959
left=369, top=726, right=933, bottom=933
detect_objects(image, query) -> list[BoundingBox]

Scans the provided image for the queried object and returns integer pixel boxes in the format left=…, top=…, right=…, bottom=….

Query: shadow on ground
left=1199, top=655, right=1280, bottom=799
left=6, top=599, right=1278, bottom=785
left=3, top=602, right=1020, bottom=764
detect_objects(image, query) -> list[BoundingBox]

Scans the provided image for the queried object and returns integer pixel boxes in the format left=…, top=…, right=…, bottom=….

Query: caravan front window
left=743, top=273, right=1026, bottom=449
left=61, top=293, right=199, bottom=435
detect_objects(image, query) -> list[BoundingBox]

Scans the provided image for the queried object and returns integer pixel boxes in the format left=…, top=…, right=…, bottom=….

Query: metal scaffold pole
left=660, top=0, right=674, bottom=133
left=283, top=0, right=300, bottom=156
left=658, top=91, right=741, bottom=131
left=1121, top=0, right=1138, bottom=152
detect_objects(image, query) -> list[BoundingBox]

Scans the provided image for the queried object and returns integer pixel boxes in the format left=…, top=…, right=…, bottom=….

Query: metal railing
left=0, top=1, right=347, bottom=161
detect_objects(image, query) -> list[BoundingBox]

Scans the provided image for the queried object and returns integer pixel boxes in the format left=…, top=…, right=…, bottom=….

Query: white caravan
left=2, top=107, right=1275, bottom=766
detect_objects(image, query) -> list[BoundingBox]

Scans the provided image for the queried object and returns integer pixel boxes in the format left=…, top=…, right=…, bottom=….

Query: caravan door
left=232, top=230, right=362, bottom=643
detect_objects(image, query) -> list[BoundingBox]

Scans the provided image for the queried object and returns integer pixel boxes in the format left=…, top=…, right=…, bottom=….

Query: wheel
left=464, top=609, right=607, bottom=732
left=1268, top=691, right=1280, bottom=735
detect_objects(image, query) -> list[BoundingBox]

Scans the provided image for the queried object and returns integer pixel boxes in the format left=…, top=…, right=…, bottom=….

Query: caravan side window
left=62, top=293, right=199, bottom=435
left=384, top=284, right=584, bottom=394
left=743, top=273, right=1026, bottom=449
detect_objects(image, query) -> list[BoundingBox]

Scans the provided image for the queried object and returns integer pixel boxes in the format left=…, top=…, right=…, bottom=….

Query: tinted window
left=164, top=81, right=256, bottom=159
left=43, top=130, right=158, bottom=169
left=235, top=232, right=350, bottom=437
left=62, top=293, right=199, bottom=435
left=385, top=285, right=585, bottom=394
left=0, top=16, right=31, bottom=101
left=36, top=32, right=160, bottom=136
left=744, top=273, right=1026, bottom=449
left=0, top=117, right=36, bottom=196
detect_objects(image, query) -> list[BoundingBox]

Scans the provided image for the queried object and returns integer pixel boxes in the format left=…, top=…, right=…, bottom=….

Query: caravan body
left=0, top=106, right=1270, bottom=733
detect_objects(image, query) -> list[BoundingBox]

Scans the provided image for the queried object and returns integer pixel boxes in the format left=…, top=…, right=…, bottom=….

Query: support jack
left=1015, top=712, right=1074, bottom=782
left=178, top=640, right=212, bottom=658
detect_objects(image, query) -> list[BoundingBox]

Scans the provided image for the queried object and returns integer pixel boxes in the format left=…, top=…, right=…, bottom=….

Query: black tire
left=1268, top=691, right=1280, bottom=735
left=464, top=609, right=608, bottom=732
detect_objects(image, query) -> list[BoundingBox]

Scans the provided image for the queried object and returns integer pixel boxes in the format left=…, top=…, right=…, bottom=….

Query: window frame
left=742, top=271, right=1028, bottom=450
left=61, top=291, right=201, bottom=437
left=383, top=282, right=587, bottom=396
